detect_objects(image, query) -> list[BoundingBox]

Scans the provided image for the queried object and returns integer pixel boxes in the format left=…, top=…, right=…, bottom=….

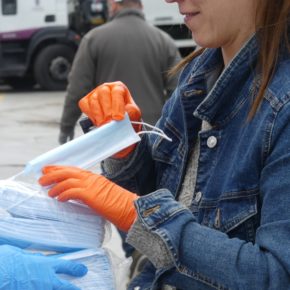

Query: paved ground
left=0, top=86, right=83, bottom=178
left=0, top=86, right=127, bottom=281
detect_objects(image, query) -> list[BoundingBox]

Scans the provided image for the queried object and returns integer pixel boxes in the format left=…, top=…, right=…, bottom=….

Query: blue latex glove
left=0, top=245, right=88, bottom=290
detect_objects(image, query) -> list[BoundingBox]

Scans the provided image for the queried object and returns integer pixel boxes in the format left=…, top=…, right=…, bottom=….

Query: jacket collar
left=185, top=34, right=259, bottom=126
left=111, top=8, right=145, bottom=21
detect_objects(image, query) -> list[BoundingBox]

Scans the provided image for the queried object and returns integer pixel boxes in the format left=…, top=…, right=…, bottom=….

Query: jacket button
left=194, top=191, right=202, bottom=203
left=207, top=136, right=217, bottom=148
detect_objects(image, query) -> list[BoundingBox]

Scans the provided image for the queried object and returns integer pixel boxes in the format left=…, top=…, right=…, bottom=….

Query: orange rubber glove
left=39, top=165, right=138, bottom=232
left=79, top=81, right=142, bottom=158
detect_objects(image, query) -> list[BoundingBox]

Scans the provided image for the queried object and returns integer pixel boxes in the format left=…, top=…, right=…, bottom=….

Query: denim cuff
left=134, top=189, right=188, bottom=229
left=127, top=219, right=173, bottom=269
left=127, top=190, right=188, bottom=269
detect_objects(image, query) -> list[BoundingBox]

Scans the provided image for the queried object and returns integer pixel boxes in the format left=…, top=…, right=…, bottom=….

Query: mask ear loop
left=131, top=121, right=172, bottom=142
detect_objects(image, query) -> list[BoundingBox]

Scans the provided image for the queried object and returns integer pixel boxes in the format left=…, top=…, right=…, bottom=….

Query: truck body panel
left=1, top=0, right=69, bottom=35
left=0, top=0, right=195, bottom=90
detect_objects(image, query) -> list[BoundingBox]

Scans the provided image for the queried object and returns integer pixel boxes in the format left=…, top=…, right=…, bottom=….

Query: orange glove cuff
left=104, top=190, right=138, bottom=232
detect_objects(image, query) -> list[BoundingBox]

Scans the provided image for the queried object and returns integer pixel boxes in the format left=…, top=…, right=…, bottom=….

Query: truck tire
left=34, top=44, right=75, bottom=91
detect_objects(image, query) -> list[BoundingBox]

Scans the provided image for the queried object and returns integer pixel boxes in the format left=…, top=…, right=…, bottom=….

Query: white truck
left=0, top=0, right=195, bottom=90
left=0, top=0, right=107, bottom=90
left=143, top=0, right=195, bottom=56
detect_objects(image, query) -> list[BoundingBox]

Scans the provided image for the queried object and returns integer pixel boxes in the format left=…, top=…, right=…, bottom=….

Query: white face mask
left=13, top=114, right=171, bottom=184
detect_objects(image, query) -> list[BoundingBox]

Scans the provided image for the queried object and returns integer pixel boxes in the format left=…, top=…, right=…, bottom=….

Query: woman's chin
left=192, top=34, right=218, bottom=49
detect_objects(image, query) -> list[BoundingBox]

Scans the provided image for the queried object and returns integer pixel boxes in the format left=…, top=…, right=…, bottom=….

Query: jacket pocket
left=200, top=190, right=259, bottom=240
left=152, top=119, right=184, bottom=165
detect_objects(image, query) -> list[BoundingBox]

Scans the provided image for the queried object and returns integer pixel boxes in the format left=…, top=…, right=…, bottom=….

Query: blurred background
left=0, top=0, right=195, bottom=91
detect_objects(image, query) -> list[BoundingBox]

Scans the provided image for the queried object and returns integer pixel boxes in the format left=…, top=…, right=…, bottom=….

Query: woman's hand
left=79, top=81, right=142, bottom=158
left=39, top=165, right=138, bottom=232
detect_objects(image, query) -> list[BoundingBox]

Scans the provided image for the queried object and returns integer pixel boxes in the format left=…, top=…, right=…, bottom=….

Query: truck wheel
left=34, top=44, right=75, bottom=91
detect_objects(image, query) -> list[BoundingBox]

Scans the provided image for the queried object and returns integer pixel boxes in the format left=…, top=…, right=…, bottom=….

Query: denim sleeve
left=101, top=81, right=183, bottom=183
left=101, top=134, right=157, bottom=196
left=131, top=181, right=290, bottom=290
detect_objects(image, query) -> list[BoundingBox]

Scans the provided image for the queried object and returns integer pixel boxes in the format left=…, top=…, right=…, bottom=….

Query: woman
left=39, top=0, right=290, bottom=289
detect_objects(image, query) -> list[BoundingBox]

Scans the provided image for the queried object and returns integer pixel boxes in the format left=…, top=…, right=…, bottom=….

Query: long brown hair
left=170, top=0, right=290, bottom=119
left=250, top=0, right=290, bottom=118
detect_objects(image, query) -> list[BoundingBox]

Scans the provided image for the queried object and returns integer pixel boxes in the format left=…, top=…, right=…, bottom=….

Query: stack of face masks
left=0, top=116, right=171, bottom=289
left=0, top=180, right=106, bottom=252
left=58, top=248, right=115, bottom=290
left=0, top=116, right=142, bottom=290
left=0, top=179, right=116, bottom=289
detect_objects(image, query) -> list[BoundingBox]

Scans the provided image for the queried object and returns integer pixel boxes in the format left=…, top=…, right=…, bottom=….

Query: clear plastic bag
left=105, top=248, right=132, bottom=290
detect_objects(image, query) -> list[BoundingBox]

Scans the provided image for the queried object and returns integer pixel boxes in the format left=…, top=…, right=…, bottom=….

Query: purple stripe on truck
left=0, top=28, right=41, bottom=41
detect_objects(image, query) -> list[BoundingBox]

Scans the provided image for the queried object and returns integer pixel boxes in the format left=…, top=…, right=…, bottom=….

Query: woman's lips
left=183, top=12, right=200, bottom=23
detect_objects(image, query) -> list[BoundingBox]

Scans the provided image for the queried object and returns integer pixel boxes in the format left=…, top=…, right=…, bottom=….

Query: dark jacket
left=60, top=8, right=181, bottom=134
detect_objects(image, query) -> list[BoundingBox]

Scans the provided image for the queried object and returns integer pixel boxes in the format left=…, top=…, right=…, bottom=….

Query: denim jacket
left=102, top=36, right=290, bottom=289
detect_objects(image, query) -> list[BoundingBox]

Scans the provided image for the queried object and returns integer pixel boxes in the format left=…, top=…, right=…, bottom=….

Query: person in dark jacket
left=59, top=0, right=181, bottom=144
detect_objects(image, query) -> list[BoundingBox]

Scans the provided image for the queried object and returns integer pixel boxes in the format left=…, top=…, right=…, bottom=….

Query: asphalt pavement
left=0, top=86, right=83, bottom=178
